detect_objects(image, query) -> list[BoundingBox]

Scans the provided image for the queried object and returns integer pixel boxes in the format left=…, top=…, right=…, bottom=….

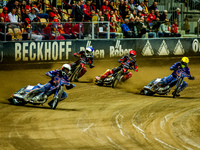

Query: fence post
left=4, top=23, right=7, bottom=41
left=181, top=3, right=183, bottom=30
left=79, top=23, right=82, bottom=39
left=107, top=21, right=110, bottom=39
left=164, top=0, right=167, bottom=10
left=198, top=18, right=200, bottom=37
left=92, top=22, right=94, bottom=39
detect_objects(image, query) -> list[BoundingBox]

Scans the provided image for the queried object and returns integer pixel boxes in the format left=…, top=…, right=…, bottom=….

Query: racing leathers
left=161, top=61, right=194, bottom=94
left=70, top=50, right=95, bottom=79
left=99, top=55, right=138, bottom=81
left=25, top=69, right=75, bottom=102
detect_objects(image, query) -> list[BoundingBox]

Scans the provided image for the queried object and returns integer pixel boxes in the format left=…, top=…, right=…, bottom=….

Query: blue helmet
left=86, top=46, right=93, bottom=56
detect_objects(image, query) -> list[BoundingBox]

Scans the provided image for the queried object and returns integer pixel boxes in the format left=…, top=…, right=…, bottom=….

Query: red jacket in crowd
left=83, top=4, right=91, bottom=17
left=0, top=12, right=10, bottom=22
left=64, top=23, right=75, bottom=35
left=171, top=23, right=178, bottom=33
left=100, top=5, right=111, bottom=14
left=147, top=13, right=155, bottom=23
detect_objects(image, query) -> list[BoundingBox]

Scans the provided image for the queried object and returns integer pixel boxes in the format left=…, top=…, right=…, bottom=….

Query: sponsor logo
left=192, top=39, right=200, bottom=52
left=80, top=41, right=105, bottom=58
left=110, top=40, right=132, bottom=57
left=173, top=40, right=185, bottom=55
left=15, top=41, right=72, bottom=61
left=157, top=40, right=169, bottom=55
left=141, top=40, right=154, bottom=56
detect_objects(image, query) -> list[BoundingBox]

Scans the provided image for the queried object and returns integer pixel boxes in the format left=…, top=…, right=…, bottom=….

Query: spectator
left=75, top=0, right=85, bottom=22
left=118, top=0, right=126, bottom=19
left=128, top=0, right=136, bottom=12
left=124, top=5, right=130, bottom=19
left=21, top=0, right=26, bottom=14
left=159, top=19, right=172, bottom=37
left=144, top=16, right=156, bottom=38
left=144, top=0, right=149, bottom=14
left=109, top=16, right=119, bottom=38
left=83, top=0, right=92, bottom=21
left=49, top=7, right=61, bottom=22
left=0, top=19, right=12, bottom=41
left=25, top=0, right=32, bottom=12
left=128, top=17, right=138, bottom=37
left=152, top=16, right=162, bottom=37
left=194, top=23, right=200, bottom=34
left=148, top=1, right=158, bottom=11
left=147, top=9, right=156, bottom=26
left=102, top=10, right=110, bottom=21
left=91, top=0, right=97, bottom=12
left=141, top=8, right=147, bottom=17
left=154, top=9, right=160, bottom=19
left=57, top=23, right=71, bottom=39
left=0, top=7, right=10, bottom=22
left=137, top=2, right=144, bottom=12
left=22, top=9, right=30, bottom=22
left=169, top=8, right=180, bottom=25
left=97, top=10, right=103, bottom=21
left=100, top=0, right=111, bottom=14
left=183, top=18, right=190, bottom=34
left=28, top=7, right=38, bottom=21
left=171, top=19, right=181, bottom=37
left=160, top=10, right=167, bottom=21
left=34, top=1, right=49, bottom=21
left=31, top=17, right=46, bottom=40
left=134, top=0, right=140, bottom=6
left=64, top=17, right=78, bottom=39
left=121, top=18, right=135, bottom=38
left=109, top=1, right=115, bottom=11
left=73, top=23, right=84, bottom=39
left=113, top=9, right=122, bottom=25
left=130, top=9, right=137, bottom=18
left=8, top=8, right=22, bottom=28
left=15, top=8, right=22, bottom=22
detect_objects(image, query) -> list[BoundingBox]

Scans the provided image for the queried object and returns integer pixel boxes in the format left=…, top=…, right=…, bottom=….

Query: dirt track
left=0, top=57, right=200, bottom=150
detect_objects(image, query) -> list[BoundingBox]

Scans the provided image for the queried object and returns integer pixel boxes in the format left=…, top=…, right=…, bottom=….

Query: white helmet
left=61, top=64, right=71, bottom=76
left=85, top=46, right=93, bottom=56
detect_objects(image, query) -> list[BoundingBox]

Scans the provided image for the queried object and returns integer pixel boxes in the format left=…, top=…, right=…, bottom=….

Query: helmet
left=61, top=64, right=71, bottom=76
left=181, top=57, right=189, bottom=68
left=129, top=50, right=136, bottom=58
left=85, top=46, right=93, bottom=56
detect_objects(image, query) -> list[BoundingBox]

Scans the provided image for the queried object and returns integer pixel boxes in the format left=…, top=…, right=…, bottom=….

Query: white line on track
left=116, top=113, right=124, bottom=136
left=155, top=138, right=179, bottom=150
left=132, top=122, right=148, bottom=140
left=83, top=123, right=94, bottom=132
left=107, top=136, right=126, bottom=150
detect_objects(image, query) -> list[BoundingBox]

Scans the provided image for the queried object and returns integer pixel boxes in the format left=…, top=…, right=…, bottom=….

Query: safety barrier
left=0, top=38, right=200, bottom=64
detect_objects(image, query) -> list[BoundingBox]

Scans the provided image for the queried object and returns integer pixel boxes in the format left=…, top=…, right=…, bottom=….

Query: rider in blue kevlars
left=161, top=57, right=195, bottom=96
left=24, top=64, right=75, bottom=108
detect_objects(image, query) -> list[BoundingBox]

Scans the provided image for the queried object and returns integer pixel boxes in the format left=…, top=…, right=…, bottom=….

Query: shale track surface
left=0, top=56, right=200, bottom=150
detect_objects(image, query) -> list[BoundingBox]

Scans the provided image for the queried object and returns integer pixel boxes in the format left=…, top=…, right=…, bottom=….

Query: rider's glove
left=72, top=83, right=76, bottom=87
left=188, top=76, right=195, bottom=80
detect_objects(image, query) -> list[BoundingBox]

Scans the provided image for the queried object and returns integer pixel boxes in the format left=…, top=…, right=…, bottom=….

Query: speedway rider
left=161, top=57, right=195, bottom=96
left=70, top=46, right=95, bottom=81
left=96, top=50, right=138, bottom=82
left=24, top=64, right=75, bottom=108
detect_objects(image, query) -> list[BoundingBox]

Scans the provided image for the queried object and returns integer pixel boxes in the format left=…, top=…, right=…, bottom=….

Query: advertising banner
left=0, top=38, right=200, bottom=64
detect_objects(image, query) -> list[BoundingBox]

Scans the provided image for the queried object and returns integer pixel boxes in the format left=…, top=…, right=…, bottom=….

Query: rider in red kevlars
left=70, top=47, right=95, bottom=81
left=96, top=50, right=138, bottom=82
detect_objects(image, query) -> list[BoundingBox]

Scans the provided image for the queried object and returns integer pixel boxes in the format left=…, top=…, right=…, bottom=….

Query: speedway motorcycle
left=8, top=83, right=64, bottom=109
left=70, top=58, right=94, bottom=82
left=95, top=66, right=134, bottom=88
left=140, top=69, right=190, bottom=98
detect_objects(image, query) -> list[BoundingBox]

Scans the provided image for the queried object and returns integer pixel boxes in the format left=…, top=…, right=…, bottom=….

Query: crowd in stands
left=0, top=0, right=197, bottom=41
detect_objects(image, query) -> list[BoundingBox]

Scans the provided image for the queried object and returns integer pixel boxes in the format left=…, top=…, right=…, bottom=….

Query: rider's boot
left=172, top=87, right=181, bottom=97
left=96, top=69, right=113, bottom=82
